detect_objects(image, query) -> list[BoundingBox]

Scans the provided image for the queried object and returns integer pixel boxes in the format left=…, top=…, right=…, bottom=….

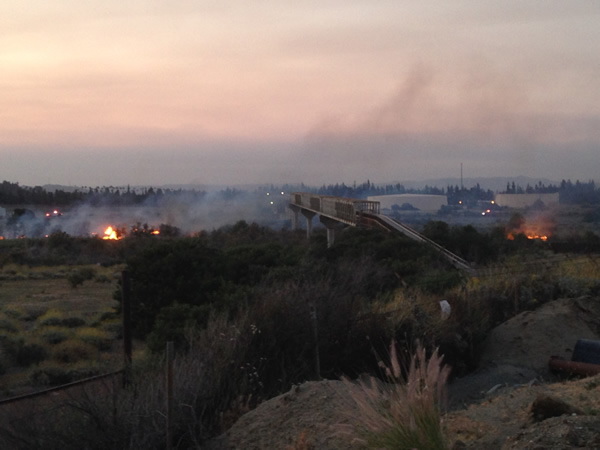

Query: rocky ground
left=208, top=296, right=600, bottom=449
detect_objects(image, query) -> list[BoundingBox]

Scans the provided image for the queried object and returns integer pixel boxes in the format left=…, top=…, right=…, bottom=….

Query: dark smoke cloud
left=297, top=62, right=600, bottom=183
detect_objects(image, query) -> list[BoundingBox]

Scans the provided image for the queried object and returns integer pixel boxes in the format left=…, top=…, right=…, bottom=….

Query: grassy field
left=0, top=264, right=121, bottom=314
left=0, top=264, right=126, bottom=398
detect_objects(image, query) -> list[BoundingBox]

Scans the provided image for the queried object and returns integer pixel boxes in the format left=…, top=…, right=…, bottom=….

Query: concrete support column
left=301, top=210, right=316, bottom=238
left=288, top=204, right=300, bottom=231
left=320, top=216, right=345, bottom=248
left=327, top=228, right=336, bottom=248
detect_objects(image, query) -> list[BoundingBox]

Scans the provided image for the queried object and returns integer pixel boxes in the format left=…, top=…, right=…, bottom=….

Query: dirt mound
left=207, top=380, right=363, bottom=450
left=502, top=415, right=600, bottom=449
left=445, top=375, right=600, bottom=449
left=479, top=296, right=600, bottom=373
left=447, top=296, right=600, bottom=409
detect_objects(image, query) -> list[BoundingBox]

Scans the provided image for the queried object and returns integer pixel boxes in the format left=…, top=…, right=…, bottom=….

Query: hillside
left=208, top=296, right=600, bottom=449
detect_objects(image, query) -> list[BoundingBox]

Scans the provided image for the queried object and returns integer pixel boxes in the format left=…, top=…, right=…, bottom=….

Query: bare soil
left=208, top=296, right=600, bottom=449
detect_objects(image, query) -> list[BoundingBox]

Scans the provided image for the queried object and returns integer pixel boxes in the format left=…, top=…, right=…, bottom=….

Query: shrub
left=75, top=327, right=112, bottom=351
left=342, top=342, right=450, bottom=450
left=95, top=274, right=110, bottom=283
left=16, top=306, right=47, bottom=322
left=30, top=364, right=104, bottom=387
left=100, top=319, right=123, bottom=339
left=67, top=267, right=96, bottom=288
left=38, top=326, right=71, bottom=345
left=1, top=336, right=49, bottom=367
left=52, top=339, right=98, bottom=363
left=146, top=303, right=211, bottom=353
left=2, top=306, right=24, bottom=320
left=18, top=342, right=49, bottom=366
left=37, top=310, right=86, bottom=329
left=98, top=310, right=119, bottom=321
left=0, top=315, right=19, bottom=333
left=61, top=316, right=86, bottom=328
left=37, top=309, right=65, bottom=327
left=0, top=311, right=256, bottom=449
left=30, top=365, right=73, bottom=386
left=0, top=335, right=48, bottom=367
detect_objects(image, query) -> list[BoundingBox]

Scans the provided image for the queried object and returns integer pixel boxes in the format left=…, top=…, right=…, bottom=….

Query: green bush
left=30, top=366, right=73, bottom=386
left=75, top=327, right=112, bottom=351
left=1, top=336, right=49, bottom=367
left=37, top=309, right=65, bottom=327
left=18, top=306, right=48, bottom=321
left=61, top=316, right=86, bottom=328
left=67, top=267, right=96, bottom=288
left=146, top=303, right=211, bottom=353
left=37, top=310, right=86, bottom=328
left=98, top=310, right=119, bottom=321
left=95, top=274, right=110, bottom=283
left=18, top=342, right=48, bottom=366
left=2, top=306, right=24, bottom=320
left=0, top=316, right=19, bottom=333
left=38, top=326, right=71, bottom=345
left=52, top=339, right=98, bottom=363
left=100, top=319, right=122, bottom=339
left=30, top=364, right=104, bottom=387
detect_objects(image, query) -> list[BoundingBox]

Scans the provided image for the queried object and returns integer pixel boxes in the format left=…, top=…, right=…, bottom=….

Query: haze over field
left=1, top=2, right=599, bottom=187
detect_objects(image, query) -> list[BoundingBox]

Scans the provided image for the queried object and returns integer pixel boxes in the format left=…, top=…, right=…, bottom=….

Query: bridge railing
left=291, top=193, right=380, bottom=225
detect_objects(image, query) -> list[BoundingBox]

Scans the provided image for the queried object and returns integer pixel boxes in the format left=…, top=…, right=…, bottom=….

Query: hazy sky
left=2, top=1, right=599, bottom=187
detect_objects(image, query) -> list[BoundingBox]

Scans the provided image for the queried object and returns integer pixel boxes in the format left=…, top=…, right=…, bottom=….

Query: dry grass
left=0, top=264, right=123, bottom=395
left=74, top=327, right=112, bottom=351
left=342, top=342, right=450, bottom=450
left=0, top=264, right=122, bottom=316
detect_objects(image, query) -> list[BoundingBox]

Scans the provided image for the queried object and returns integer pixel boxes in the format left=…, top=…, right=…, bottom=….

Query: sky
left=1, top=1, right=599, bottom=188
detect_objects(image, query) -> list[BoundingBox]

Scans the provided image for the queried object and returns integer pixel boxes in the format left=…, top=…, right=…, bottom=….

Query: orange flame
left=103, top=226, right=120, bottom=240
left=507, top=228, right=550, bottom=241
left=527, top=234, right=548, bottom=241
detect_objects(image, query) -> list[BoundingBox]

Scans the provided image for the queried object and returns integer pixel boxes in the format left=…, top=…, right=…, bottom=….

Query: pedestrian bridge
left=289, top=192, right=473, bottom=274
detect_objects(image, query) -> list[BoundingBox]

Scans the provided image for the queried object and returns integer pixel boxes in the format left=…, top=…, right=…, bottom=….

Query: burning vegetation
left=102, top=226, right=121, bottom=240
left=99, top=223, right=162, bottom=240
left=506, top=212, right=553, bottom=241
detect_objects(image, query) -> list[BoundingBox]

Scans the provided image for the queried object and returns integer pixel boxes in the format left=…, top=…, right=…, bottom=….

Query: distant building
left=494, top=193, right=559, bottom=208
left=367, top=194, right=447, bottom=212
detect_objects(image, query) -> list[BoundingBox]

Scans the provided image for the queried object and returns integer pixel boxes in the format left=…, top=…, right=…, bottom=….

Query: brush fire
left=506, top=214, right=553, bottom=242
left=507, top=232, right=549, bottom=242
left=102, top=226, right=120, bottom=240
left=100, top=224, right=160, bottom=240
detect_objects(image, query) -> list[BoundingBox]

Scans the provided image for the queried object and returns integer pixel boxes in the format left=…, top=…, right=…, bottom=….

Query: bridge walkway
left=360, top=212, right=474, bottom=274
left=289, top=192, right=474, bottom=274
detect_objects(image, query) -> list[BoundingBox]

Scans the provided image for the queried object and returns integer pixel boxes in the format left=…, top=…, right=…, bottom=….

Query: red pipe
left=548, top=357, right=600, bottom=377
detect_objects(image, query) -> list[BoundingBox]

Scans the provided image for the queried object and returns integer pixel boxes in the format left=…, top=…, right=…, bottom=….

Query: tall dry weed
left=342, top=341, right=450, bottom=450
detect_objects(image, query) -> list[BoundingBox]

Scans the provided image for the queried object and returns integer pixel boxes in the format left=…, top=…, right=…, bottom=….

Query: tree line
left=0, top=181, right=207, bottom=206
left=1, top=178, right=599, bottom=208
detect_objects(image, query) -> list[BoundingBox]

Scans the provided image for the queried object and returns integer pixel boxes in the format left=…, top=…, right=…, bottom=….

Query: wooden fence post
left=121, top=271, right=132, bottom=387
left=309, top=301, right=321, bottom=380
left=166, top=341, right=174, bottom=450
